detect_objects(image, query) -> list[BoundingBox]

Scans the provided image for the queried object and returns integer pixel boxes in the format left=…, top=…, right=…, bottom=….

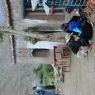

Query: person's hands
left=73, top=35, right=79, bottom=41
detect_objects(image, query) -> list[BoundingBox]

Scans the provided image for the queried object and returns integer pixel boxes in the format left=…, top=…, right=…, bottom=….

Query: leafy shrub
left=24, top=27, right=39, bottom=33
left=0, top=32, right=3, bottom=43
left=33, top=64, right=54, bottom=86
left=25, top=36, right=40, bottom=44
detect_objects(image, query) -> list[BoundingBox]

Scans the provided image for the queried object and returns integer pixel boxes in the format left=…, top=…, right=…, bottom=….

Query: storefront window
left=22, top=0, right=85, bottom=17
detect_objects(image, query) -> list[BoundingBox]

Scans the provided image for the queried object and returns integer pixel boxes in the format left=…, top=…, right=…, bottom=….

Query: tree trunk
left=0, top=27, right=65, bottom=42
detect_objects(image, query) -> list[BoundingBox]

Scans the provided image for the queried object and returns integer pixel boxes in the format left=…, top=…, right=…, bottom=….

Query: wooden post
left=11, top=35, right=16, bottom=64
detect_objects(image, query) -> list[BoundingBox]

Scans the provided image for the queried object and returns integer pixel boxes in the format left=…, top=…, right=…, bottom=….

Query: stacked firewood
left=83, top=0, right=95, bottom=24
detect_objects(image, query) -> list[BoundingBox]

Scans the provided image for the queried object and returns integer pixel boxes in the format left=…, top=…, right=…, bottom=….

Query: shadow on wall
left=32, top=49, right=50, bottom=57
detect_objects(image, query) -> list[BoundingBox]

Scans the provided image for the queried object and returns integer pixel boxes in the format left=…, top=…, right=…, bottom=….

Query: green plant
left=33, top=64, right=54, bottom=86
left=25, top=36, right=40, bottom=44
left=0, top=32, right=3, bottom=43
left=24, top=27, right=39, bottom=33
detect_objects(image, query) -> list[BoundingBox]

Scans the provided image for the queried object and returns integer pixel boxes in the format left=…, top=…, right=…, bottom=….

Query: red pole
left=51, top=0, right=54, bottom=15
left=54, top=46, right=57, bottom=66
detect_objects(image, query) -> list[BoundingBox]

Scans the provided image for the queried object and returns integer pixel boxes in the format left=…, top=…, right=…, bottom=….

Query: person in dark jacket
left=61, top=16, right=93, bottom=40
left=67, top=35, right=81, bottom=54
left=61, top=16, right=87, bottom=35
left=79, top=21, right=93, bottom=40
left=67, top=24, right=93, bottom=54
left=67, top=37, right=90, bottom=54
left=61, top=16, right=93, bottom=54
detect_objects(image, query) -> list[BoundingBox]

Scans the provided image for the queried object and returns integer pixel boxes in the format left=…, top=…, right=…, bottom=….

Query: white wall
left=27, top=41, right=64, bottom=49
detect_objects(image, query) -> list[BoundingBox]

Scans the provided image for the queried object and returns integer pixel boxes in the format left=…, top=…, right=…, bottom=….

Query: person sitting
left=61, top=16, right=87, bottom=35
left=67, top=35, right=92, bottom=54
left=61, top=16, right=93, bottom=55
left=67, top=35, right=81, bottom=54
left=79, top=20, right=93, bottom=40
left=67, top=32, right=93, bottom=55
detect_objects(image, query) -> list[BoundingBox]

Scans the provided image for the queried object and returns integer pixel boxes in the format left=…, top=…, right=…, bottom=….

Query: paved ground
left=0, top=34, right=39, bottom=95
left=0, top=34, right=12, bottom=65
left=63, top=52, right=95, bottom=95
